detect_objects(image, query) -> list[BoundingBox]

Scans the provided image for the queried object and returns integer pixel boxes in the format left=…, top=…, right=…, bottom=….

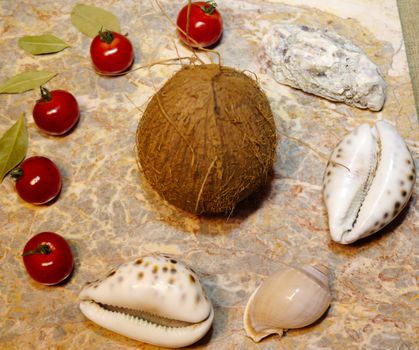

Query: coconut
left=136, top=64, right=277, bottom=215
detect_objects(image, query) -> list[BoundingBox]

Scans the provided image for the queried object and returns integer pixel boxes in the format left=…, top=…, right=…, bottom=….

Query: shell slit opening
left=341, top=133, right=380, bottom=237
left=98, top=303, right=195, bottom=328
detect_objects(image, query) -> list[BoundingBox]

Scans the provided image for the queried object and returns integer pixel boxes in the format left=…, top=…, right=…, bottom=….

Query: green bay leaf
left=18, top=34, right=69, bottom=55
left=0, top=71, right=56, bottom=94
left=0, top=114, right=28, bottom=182
left=71, top=3, right=121, bottom=38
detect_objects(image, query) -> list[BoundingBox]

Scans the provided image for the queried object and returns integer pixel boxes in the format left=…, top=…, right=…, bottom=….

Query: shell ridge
left=99, top=304, right=203, bottom=328
left=81, top=302, right=159, bottom=327
left=349, top=121, right=416, bottom=240
left=325, top=124, right=375, bottom=242
left=341, top=125, right=380, bottom=242
left=80, top=301, right=214, bottom=348
left=300, top=265, right=329, bottom=289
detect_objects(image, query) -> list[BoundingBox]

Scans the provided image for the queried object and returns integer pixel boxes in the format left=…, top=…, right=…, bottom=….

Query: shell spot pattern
left=79, top=255, right=214, bottom=348
left=323, top=121, right=416, bottom=244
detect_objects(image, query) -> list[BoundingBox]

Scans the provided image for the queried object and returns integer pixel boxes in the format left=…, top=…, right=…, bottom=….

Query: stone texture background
left=0, top=1, right=417, bottom=349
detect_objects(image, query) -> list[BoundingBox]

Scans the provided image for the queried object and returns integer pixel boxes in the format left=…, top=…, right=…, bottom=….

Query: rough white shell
left=243, top=264, right=331, bottom=342
left=79, top=255, right=214, bottom=348
left=263, top=24, right=387, bottom=111
left=323, top=121, right=416, bottom=244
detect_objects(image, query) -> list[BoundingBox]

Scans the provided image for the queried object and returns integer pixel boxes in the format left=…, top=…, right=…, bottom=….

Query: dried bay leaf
left=0, top=114, right=28, bottom=182
left=18, top=34, right=69, bottom=55
left=0, top=71, right=56, bottom=94
left=71, top=3, right=121, bottom=37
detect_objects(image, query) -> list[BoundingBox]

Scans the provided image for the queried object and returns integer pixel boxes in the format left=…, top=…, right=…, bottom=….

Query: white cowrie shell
left=79, top=255, right=214, bottom=348
left=323, top=121, right=416, bottom=244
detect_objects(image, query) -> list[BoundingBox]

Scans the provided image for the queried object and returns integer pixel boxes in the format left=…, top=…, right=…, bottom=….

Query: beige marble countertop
left=0, top=0, right=418, bottom=349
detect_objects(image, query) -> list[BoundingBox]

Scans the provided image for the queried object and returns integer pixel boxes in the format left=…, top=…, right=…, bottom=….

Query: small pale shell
left=243, top=264, right=331, bottom=342
left=323, top=121, right=416, bottom=244
left=79, top=255, right=214, bottom=348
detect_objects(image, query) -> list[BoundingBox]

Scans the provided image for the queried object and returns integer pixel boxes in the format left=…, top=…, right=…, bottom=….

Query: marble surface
left=0, top=0, right=418, bottom=349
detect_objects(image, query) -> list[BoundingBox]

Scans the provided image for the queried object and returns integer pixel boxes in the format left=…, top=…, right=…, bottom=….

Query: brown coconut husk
left=136, top=64, right=277, bottom=215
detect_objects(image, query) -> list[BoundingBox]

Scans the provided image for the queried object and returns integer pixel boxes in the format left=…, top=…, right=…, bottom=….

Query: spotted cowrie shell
left=79, top=255, right=213, bottom=348
left=323, top=121, right=416, bottom=244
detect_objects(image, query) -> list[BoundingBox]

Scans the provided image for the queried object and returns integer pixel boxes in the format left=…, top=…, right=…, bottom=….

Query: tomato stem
left=10, top=167, right=23, bottom=181
left=201, top=0, right=217, bottom=14
left=99, top=29, right=114, bottom=44
left=22, top=243, right=53, bottom=256
left=40, top=86, right=52, bottom=101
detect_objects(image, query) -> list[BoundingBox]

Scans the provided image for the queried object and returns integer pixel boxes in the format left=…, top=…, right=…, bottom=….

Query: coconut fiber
left=137, top=64, right=277, bottom=214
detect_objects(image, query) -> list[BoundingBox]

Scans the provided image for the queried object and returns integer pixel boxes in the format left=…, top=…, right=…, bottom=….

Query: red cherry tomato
left=13, top=156, right=62, bottom=205
left=22, top=232, right=74, bottom=285
left=176, top=1, right=223, bottom=48
left=33, top=87, right=80, bottom=135
left=90, top=30, right=134, bottom=75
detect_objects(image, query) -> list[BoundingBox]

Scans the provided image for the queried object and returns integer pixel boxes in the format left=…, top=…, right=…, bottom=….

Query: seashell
left=243, top=264, right=331, bottom=342
left=79, top=255, right=214, bottom=348
left=263, top=24, right=387, bottom=111
left=323, top=121, right=416, bottom=244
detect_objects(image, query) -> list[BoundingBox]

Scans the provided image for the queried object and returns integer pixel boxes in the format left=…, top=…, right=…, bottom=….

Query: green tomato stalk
left=201, top=0, right=217, bottom=15
left=22, top=243, right=53, bottom=256
left=99, top=29, right=114, bottom=44
left=40, top=86, right=52, bottom=101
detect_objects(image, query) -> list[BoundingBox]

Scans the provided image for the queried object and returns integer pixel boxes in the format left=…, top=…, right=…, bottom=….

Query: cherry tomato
left=176, top=1, right=223, bottom=48
left=90, top=30, right=134, bottom=75
left=22, top=232, right=74, bottom=285
left=13, top=156, right=62, bottom=205
left=33, top=87, right=80, bottom=135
